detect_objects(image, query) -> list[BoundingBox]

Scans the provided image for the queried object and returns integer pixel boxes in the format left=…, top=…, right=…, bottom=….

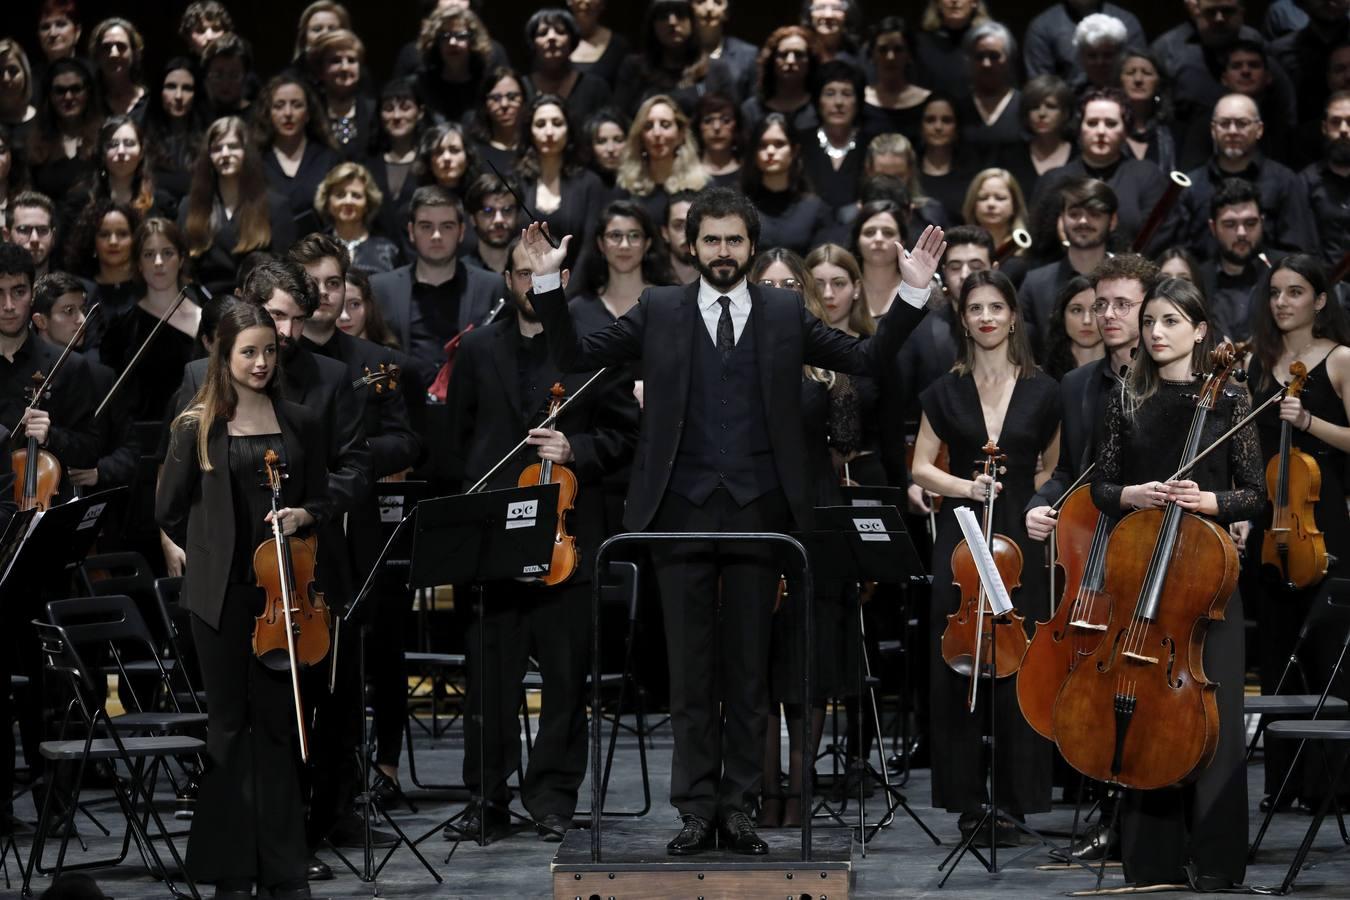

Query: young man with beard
left=462, top=174, right=522, bottom=276
left=1177, top=93, right=1316, bottom=258
left=523, top=187, right=943, bottom=856
left=1302, top=89, right=1350, bottom=265
left=1198, top=178, right=1284, bottom=341
left=444, top=236, right=637, bottom=843
left=7, top=194, right=60, bottom=281
left=289, top=234, right=421, bottom=852
left=662, top=191, right=699, bottom=286
left=1020, top=177, right=1117, bottom=359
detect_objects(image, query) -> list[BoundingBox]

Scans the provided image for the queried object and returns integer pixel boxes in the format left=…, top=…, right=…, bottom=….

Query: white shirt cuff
left=895, top=281, right=931, bottom=309
left=531, top=271, right=562, bottom=294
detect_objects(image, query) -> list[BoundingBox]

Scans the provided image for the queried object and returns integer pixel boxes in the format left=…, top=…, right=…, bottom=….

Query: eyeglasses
left=440, top=30, right=474, bottom=44
left=486, top=91, right=522, bottom=105
left=1091, top=298, right=1140, bottom=318
left=13, top=225, right=52, bottom=238
left=604, top=230, right=646, bottom=246
left=1212, top=117, right=1258, bottom=131
left=758, top=278, right=803, bottom=291
left=51, top=83, right=86, bottom=97
left=477, top=204, right=519, bottom=220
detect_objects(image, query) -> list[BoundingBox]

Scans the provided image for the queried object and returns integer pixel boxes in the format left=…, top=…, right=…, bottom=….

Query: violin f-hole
left=1096, top=628, right=1127, bottom=674
left=1162, top=636, right=1180, bottom=688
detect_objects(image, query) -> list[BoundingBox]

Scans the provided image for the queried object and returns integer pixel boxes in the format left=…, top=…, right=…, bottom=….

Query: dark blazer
left=446, top=315, right=638, bottom=580
left=156, top=399, right=329, bottom=629
left=1027, top=355, right=1118, bottom=510
left=260, top=139, right=342, bottom=237
left=368, top=262, right=504, bottom=383
left=532, top=281, right=926, bottom=529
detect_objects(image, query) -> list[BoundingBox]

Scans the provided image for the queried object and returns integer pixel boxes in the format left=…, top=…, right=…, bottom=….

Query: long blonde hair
left=170, top=301, right=280, bottom=470
left=805, top=243, right=876, bottom=337
left=184, top=117, right=272, bottom=257
left=616, top=95, right=708, bottom=197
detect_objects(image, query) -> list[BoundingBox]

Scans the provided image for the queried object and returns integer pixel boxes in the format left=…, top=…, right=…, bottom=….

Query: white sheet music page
left=954, top=506, right=1014, bottom=615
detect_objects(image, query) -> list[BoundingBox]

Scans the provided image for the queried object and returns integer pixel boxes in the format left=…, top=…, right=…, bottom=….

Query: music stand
left=809, top=501, right=939, bottom=853
left=407, top=485, right=559, bottom=852
left=324, top=500, right=441, bottom=887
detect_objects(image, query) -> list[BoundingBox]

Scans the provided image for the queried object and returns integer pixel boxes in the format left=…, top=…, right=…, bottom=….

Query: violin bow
left=466, top=366, right=610, bottom=494
left=1165, top=385, right=1287, bottom=483
left=483, top=158, right=560, bottom=249
left=95, top=285, right=205, bottom=419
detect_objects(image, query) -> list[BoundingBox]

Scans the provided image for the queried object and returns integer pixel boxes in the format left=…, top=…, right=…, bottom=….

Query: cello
left=252, top=448, right=330, bottom=763
left=942, top=441, right=1028, bottom=711
left=1016, top=480, right=1113, bottom=740
left=1052, top=343, right=1244, bottom=790
left=516, top=383, right=578, bottom=586
left=1261, top=361, right=1329, bottom=591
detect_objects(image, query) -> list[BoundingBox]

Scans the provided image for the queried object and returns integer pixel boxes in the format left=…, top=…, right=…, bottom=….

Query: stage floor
left=10, top=718, right=1350, bottom=899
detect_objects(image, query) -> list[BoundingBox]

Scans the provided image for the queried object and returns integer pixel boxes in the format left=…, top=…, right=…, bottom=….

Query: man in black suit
left=290, top=234, right=422, bottom=848
left=445, top=236, right=637, bottom=843
left=369, top=185, right=504, bottom=390
left=1025, top=253, right=1154, bottom=536
left=523, top=187, right=943, bottom=855
left=1196, top=177, right=1286, bottom=341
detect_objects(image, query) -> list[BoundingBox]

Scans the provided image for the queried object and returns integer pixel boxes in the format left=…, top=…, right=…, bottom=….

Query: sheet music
left=954, top=506, right=1014, bottom=615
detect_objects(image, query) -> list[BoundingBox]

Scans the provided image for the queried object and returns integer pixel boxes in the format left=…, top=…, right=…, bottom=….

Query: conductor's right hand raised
left=521, top=222, right=572, bottom=278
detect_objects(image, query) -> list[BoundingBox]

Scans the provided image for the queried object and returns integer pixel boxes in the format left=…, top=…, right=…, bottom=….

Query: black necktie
left=716, top=296, right=734, bottom=359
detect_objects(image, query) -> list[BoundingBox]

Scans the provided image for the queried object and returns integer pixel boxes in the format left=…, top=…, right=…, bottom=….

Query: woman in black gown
left=1090, top=276, right=1263, bottom=890
left=1244, top=255, right=1350, bottom=809
left=910, top=269, right=1060, bottom=840
left=156, top=290, right=329, bottom=900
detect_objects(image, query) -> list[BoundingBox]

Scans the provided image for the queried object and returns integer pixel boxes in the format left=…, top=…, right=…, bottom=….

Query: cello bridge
left=1122, top=651, right=1158, bottom=665
left=1068, top=619, right=1108, bottom=631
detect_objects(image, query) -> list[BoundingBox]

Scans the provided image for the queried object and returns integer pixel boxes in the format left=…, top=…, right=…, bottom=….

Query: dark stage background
left=7, top=1, right=1276, bottom=89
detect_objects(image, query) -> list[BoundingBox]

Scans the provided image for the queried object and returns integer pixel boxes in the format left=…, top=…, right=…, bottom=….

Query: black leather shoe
left=666, top=814, right=713, bottom=856
left=1260, top=793, right=1296, bottom=813
left=370, top=769, right=410, bottom=810
left=328, top=812, right=399, bottom=848
left=536, top=813, right=571, bottom=842
left=719, top=811, right=769, bottom=855
left=1067, top=822, right=1120, bottom=861
left=444, top=804, right=510, bottom=844
left=306, top=856, right=332, bottom=881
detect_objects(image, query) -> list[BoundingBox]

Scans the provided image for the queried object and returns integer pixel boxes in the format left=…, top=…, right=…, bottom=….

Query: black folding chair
left=21, top=621, right=202, bottom=898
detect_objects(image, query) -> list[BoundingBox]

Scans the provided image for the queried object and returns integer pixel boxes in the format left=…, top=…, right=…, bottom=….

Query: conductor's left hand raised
left=521, top=222, right=572, bottom=278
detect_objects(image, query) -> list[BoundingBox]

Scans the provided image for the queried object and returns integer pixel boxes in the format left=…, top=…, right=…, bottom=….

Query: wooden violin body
left=1261, top=362, right=1328, bottom=590
left=1017, top=485, right=1114, bottom=740
left=251, top=448, right=329, bottom=762
left=944, top=536, right=1026, bottom=678
left=1052, top=507, right=1236, bottom=789
left=13, top=442, right=61, bottom=511
left=519, top=383, right=579, bottom=586
left=941, top=441, right=1029, bottom=688
left=251, top=532, right=330, bottom=670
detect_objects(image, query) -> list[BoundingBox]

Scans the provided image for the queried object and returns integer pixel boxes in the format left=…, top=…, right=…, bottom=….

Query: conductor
left=521, top=187, right=944, bottom=856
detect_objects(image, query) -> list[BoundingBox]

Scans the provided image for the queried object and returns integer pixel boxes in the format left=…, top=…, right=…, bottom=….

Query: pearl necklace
left=817, top=128, right=856, bottom=161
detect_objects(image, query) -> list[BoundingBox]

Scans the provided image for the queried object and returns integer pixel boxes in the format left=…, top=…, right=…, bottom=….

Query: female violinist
left=1090, top=276, right=1264, bottom=890
left=1244, top=254, right=1350, bottom=812
left=910, top=269, right=1060, bottom=843
left=156, top=293, right=330, bottom=900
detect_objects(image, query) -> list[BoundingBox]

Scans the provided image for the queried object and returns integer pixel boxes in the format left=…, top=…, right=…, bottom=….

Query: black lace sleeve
left=1091, top=387, right=1126, bottom=515
left=827, top=373, right=862, bottom=458
left=1214, top=391, right=1267, bottom=524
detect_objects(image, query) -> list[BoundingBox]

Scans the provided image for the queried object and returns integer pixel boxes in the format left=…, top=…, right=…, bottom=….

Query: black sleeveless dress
left=1245, top=353, right=1350, bottom=801
left=920, top=369, right=1060, bottom=816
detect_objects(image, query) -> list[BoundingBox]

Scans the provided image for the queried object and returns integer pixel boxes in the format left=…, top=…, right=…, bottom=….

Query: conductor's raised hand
left=896, top=224, right=947, bottom=289
left=521, top=222, right=572, bottom=278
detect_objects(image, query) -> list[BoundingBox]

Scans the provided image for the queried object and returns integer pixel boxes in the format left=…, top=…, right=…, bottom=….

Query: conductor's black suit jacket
left=531, top=281, right=926, bottom=530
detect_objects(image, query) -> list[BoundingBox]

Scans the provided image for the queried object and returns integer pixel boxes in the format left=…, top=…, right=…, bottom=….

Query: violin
left=517, top=383, right=578, bottom=586
left=251, top=448, right=330, bottom=762
left=13, top=372, right=61, bottom=512
left=1016, top=482, right=1113, bottom=740
left=1261, top=361, right=1328, bottom=591
left=1053, top=343, right=1244, bottom=790
left=942, top=441, right=1028, bottom=710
